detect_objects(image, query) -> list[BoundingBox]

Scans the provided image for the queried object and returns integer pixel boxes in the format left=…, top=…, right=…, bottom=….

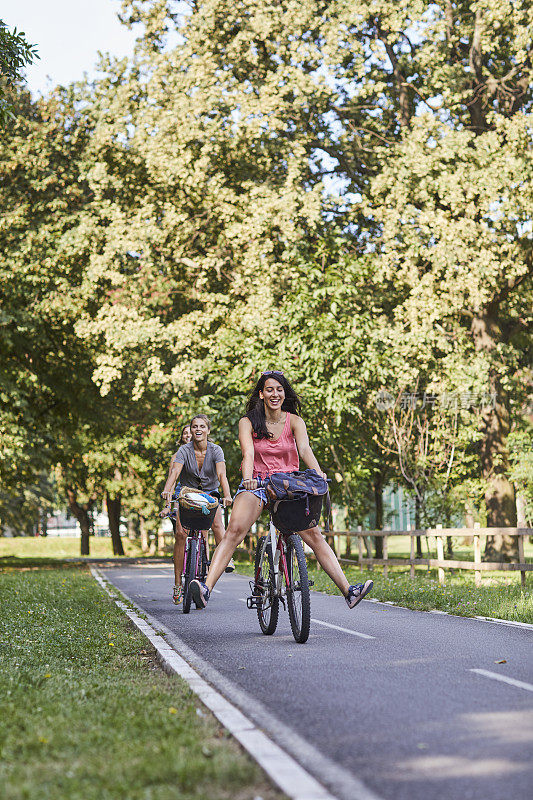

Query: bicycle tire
left=254, top=535, right=279, bottom=635
left=286, top=534, right=310, bottom=643
left=198, top=534, right=208, bottom=581
left=183, top=537, right=198, bottom=614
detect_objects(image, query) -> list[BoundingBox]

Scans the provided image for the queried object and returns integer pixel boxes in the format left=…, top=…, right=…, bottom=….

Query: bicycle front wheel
left=286, top=534, right=311, bottom=643
left=183, top=537, right=197, bottom=614
left=198, top=534, right=208, bottom=581
left=254, top=535, right=279, bottom=635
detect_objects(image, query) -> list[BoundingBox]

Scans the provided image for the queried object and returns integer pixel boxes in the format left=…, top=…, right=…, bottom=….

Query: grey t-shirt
left=174, top=441, right=225, bottom=492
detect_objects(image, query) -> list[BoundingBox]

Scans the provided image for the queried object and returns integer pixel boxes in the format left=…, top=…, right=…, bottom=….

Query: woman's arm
left=161, top=458, right=184, bottom=501
left=215, top=461, right=232, bottom=506
left=291, top=416, right=326, bottom=477
left=239, top=417, right=257, bottom=489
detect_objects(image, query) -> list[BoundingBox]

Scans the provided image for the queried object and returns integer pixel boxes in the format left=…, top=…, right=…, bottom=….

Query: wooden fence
left=236, top=527, right=533, bottom=588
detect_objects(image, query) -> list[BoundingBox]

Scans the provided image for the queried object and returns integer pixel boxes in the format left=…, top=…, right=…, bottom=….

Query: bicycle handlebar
left=160, top=495, right=227, bottom=519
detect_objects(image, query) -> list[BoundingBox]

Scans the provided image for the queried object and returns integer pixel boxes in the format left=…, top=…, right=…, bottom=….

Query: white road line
left=212, top=589, right=222, bottom=594
left=237, top=602, right=375, bottom=639
left=91, top=568, right=345, bottom=800
left=311, top=619, right=375, bottom=640
left=469, top=669, right=533, bottom=693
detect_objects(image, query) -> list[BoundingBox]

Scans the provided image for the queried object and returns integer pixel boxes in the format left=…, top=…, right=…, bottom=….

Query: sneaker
left=172, top=585, right=183, bottom=605
left=346, top=580, right=373, bottom=609
left=224, top=558, right=235, bottom=574
left=190, top=579, right=210, bottom=609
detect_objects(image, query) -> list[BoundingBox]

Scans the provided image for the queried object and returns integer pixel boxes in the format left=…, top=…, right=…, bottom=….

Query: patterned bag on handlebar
left=264, top=470, right=330, bottom=535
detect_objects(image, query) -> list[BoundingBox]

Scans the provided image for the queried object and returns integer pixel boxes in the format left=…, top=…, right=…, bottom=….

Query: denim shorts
left=235, top=483, right=268, bottom=505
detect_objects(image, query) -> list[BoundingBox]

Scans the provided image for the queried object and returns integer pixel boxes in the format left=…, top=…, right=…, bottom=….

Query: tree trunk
left=415, top=496, right=423, bottom=558
left=467, top=9, right=488, bottom=132
left=139, top=516, right=149, bottom=553
left=471, top=308, right=518, bottom=560
left=373, top=474, right=384, bottom=558
left=127, top=517, right=137, bottom=541
left=106, top=491, right=125, bottom=556
left=157, top=526, right=166, bottom=554
left=462, top=503, right=474, bottom=545
left=516, top=491, right=527, bottom=528
left=66, top=487, right=91, bottom=556
left=37, top=507, right=47, bottom=536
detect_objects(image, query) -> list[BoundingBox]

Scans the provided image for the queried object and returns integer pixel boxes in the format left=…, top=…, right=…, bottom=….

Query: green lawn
left=0, top=536, right=155, bottom=560
left=323, top=533, right=533, bottom=562
left=237, top=561, right=533, bottom=624
left=0, top=565, right=285, bottom=800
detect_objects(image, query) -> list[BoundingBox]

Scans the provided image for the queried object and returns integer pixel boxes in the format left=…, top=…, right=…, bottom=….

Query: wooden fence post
left=410, top=530, right=415, bottom=579
left=358, top=533, right=363, bottom=566
left=383, top=534, right=388, bottom=579
left=518, top=533, right=526, bottom=589
left=473, top=533, right=481, bottom=587
left=435, top=527, right=445, bottom=585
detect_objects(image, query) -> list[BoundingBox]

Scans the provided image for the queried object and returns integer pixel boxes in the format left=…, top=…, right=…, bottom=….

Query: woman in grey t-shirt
left=161, top=414, right=232, bottom=604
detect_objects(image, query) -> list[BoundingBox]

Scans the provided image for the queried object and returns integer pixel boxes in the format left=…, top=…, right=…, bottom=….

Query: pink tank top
left=252, top=412, right=299, bottom=478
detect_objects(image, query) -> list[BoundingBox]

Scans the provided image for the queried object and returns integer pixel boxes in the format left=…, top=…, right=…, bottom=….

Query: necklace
left=266, top=414, right=284, bottom=426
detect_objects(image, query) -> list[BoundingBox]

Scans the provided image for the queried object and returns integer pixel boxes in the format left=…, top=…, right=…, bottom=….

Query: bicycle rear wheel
left=286, top=534, right=310, bottom=643
left=183, top=537, right=197, bottom=614
left=254, top=535, right=279, bottom=635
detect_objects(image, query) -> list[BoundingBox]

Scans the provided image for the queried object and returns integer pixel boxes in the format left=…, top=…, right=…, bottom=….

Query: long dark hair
left=245, top=372, right=301, bottom=439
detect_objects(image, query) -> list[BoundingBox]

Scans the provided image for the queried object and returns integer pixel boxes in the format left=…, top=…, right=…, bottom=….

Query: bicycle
left=166, top=493, right=225, bottom=614
left=246, top=487, right=318, bottom=644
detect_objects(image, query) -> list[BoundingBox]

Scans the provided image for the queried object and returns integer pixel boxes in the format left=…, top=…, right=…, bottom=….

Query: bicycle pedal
left=246, top=595, right=262, bottom=609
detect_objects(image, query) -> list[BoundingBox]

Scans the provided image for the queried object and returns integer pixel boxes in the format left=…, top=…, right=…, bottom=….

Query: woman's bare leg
left=211, top=506, right=225, bottom=546
left=299, top=526, right=350, bottom=596
left=205, top=493, right=263, bottom=591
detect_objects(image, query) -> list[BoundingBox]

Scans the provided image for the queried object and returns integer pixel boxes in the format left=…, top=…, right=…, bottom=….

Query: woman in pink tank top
left=189, top=371, right=373, bottom=612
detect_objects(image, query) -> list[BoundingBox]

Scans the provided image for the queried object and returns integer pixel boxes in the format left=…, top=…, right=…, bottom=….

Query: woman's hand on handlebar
left=242, top=478, right=258, bottom=490
left=222, top=496, right=233, bottom=507
left=161, top=490, right=173, bottom=502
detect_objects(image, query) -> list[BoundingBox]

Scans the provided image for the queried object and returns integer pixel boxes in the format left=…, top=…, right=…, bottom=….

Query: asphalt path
left=101, top=564, right=533, bottom=800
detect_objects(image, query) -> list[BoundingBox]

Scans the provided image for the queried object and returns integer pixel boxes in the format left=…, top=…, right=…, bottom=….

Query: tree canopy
left=1, top=0, right=531, bottom=556
left=0, top=20, right=39, bottom=124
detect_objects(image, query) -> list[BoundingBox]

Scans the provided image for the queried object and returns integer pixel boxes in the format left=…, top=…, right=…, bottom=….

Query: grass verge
left=236, top=561, right=533, bottom=624
left=0, top=536, right=152, bottom=560
left=0, top=565, right=285, bottom=800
